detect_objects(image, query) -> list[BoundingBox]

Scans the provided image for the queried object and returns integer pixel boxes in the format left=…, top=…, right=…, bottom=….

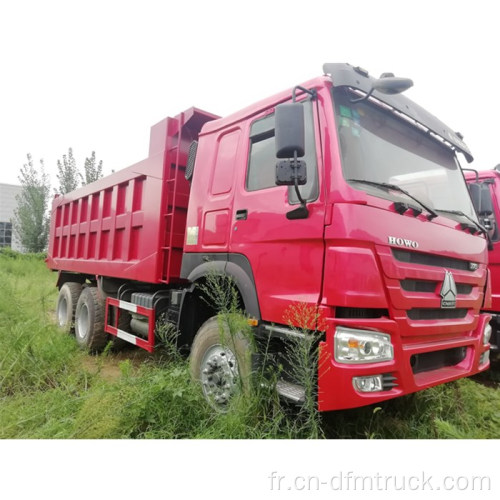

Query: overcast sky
left=1, top=0, right=498, bottom=188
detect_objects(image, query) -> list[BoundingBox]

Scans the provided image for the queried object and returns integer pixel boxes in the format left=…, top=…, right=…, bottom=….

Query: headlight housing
left=352, top=375, right=384, bottom=392
left=334, top=327, right=394, bottom=364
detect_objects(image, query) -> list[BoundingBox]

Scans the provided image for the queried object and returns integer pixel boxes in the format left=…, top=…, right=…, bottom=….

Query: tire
left=190, top=316, right=252, bottom=411
left=56, top=282, right=82, bottom=333
left=74, top=287, right=108, bottom=352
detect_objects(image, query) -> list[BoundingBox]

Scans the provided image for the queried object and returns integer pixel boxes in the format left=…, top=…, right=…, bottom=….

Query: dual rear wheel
left=56, top=282, right=82, bottom=333
left=56, top=284, right=251, bottom=408
left=74, top=287, right=108, bottom=351
left=56, top=283, right=129, bottom=352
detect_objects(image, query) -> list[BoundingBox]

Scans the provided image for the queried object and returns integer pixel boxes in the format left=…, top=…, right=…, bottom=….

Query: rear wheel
left=74, top=287, right=108, bottom=352
left=190, top=316, right=252, bottom=411
left=56, top=282, right=82, bottom=333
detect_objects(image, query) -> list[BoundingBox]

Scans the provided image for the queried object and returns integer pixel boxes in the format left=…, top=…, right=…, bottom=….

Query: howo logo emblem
left=440, top=270, right=457, bottom=309
left=388, top=236, right=419, bottom=249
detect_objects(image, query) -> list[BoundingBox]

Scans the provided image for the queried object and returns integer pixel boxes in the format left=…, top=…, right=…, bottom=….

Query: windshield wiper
left=434, top=208, right=489, bottom=236
left=347, top=179, right=438, bottom=220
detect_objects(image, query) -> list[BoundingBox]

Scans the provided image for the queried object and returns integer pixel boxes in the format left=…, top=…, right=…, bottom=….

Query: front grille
left=336, top=307, right=389, bottom=319
left=410, top=346, right=467, bottom=374
left=401, top=280, right=436, bottom=293
left=407, top=308, right=468, bottom=320
left=401, top=279, right=473, bottom=295
left=393, top=249, right=474, bottom=271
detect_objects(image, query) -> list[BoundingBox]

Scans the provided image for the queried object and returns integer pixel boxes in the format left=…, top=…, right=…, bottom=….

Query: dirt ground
left=80, top=348, right=155, bottom=381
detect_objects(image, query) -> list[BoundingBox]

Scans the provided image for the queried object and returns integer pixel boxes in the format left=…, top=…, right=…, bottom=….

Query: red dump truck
left=465, top=168, right=500, bottom=354
left=47, top=63, right=491, bottom=411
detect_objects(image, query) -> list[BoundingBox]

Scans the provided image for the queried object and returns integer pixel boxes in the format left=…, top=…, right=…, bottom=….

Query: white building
left=0, top=183, right=23, bottom=251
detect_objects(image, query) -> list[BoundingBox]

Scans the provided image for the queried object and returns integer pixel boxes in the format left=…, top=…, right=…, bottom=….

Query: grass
left=0, top=248, right=499, bottom=439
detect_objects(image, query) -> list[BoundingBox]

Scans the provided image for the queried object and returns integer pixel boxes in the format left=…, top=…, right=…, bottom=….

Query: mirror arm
left=293, top=177, right=306, bottom=206
left=286, top=151, right=309, bottom=220
left=462, top=168, right=479, bottom=183
left=292, top=152, right=307, bottom=206
left=292, top=86, right=317, bottom=103
left=350, top=86, right=374, bottom=104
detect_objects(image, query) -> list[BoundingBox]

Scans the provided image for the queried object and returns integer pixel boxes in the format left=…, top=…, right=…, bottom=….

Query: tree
left=80, top=151, right=103, bottom=185
left=13, top=154, right=51, bottom=253
left=56, top=147, right=79, bottom=194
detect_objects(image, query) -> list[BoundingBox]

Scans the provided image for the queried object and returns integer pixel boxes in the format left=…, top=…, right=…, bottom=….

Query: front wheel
left=190, top=316, right=252, bottom=411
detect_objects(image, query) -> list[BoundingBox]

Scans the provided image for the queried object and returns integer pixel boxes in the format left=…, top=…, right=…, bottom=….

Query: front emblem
left=440, top=270, right=457, bottom=309
left=388, top=236, right=419, bottom=249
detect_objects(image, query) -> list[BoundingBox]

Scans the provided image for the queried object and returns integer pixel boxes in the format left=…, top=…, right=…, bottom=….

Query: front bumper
left=317, top=314, right=491, bottom=412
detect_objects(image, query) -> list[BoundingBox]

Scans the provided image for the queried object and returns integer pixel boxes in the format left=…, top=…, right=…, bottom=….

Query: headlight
left=483, top=323, right=492, bottom=346
left=334, top=327, right=394, bottom=364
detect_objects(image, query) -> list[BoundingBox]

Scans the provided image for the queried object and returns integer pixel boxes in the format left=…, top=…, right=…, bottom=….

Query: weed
left=279, top=303, right=326, bottom=438
left=155, top=314, right=182, bottom=362
left=1, top=252, right=500, bottom=439
left=196, top=273, right=326, bottom=438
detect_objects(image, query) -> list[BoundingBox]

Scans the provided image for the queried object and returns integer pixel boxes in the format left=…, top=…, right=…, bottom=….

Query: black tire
left=56, top=282, right=82, bottom=333
left=190, top=316, right=252, bottom=411
left=74, top=287, right=108, bottom=352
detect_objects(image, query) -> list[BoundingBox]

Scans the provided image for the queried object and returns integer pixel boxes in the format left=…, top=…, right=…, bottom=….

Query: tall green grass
left=0, top=249, right=499, bottom=439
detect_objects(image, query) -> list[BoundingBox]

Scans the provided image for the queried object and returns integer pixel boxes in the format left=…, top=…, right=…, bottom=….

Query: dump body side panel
left=46, top=108, right=218, bottom=284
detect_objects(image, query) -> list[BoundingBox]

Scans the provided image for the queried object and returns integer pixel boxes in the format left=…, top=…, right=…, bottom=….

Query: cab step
left=276, top=380, right=306, bottom=404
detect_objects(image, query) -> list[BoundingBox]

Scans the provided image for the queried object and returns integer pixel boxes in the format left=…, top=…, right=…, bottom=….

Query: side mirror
left=351, top=73, right=413, bottom=103
left=372, top=75, right=413, bottom=95
left=275, top=103, right=305, bottom=158
left=275, top=103, right=307, bottom=187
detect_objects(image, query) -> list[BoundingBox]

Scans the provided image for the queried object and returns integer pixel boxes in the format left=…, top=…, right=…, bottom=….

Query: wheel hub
left=200, top=345, right=238, bottom=408
left=57, top=297, right=68, bottom=327
left=77, top=303, right=89, bottom=339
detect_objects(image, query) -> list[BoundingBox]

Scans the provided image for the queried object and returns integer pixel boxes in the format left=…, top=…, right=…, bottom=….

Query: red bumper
left=317, top=314, right=491, bottom=412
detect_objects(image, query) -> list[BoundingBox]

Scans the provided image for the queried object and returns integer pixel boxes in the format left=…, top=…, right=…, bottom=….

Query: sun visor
left=323, top=63, right=473, bottom=163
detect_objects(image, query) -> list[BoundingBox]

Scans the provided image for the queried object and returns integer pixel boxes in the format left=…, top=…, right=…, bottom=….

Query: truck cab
left=465, top=168, right=500, bottom=353
left=181, top=63, right=491, bottom=410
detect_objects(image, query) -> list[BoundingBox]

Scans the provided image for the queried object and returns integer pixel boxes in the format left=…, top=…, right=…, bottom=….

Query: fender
left=55, top=270, right=86, bottom=289
left=181, top=253, right=261, bottom=319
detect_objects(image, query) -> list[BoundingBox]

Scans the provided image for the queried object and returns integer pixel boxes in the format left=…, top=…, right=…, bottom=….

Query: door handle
left=235, top=209, right=248, bottom=220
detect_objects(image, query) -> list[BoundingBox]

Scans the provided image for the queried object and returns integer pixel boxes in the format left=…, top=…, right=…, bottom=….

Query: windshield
left=333, top=87, right=477, bottom=221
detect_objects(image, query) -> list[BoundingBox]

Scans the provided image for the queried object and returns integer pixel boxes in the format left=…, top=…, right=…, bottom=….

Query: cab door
left=230, top=98, right=326, bottom=324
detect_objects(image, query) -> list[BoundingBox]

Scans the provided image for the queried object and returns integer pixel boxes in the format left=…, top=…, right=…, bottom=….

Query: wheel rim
left=77, top=303, right=90, bottom=339
left=200, top=344, right=239, bottom=409
left=57, top=297, right=68, bottom=327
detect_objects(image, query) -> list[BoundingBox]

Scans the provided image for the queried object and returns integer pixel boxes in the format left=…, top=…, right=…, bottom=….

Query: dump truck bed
left=46, top=107, right=218, bottom=284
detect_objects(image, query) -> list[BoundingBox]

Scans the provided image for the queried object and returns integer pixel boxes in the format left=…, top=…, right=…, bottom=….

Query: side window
left=247, top=116, right=275, bottom=191
left=0, top=222, right=12, bottom=248
left=246, top=100, right=319, bottom=203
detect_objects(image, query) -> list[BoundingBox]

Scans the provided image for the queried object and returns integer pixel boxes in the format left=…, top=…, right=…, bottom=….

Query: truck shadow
left=471, top=356, right=500, bottom=388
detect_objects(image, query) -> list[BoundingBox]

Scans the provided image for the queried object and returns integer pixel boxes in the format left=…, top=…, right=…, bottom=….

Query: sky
left=1, top=0, right=499, bottom=189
